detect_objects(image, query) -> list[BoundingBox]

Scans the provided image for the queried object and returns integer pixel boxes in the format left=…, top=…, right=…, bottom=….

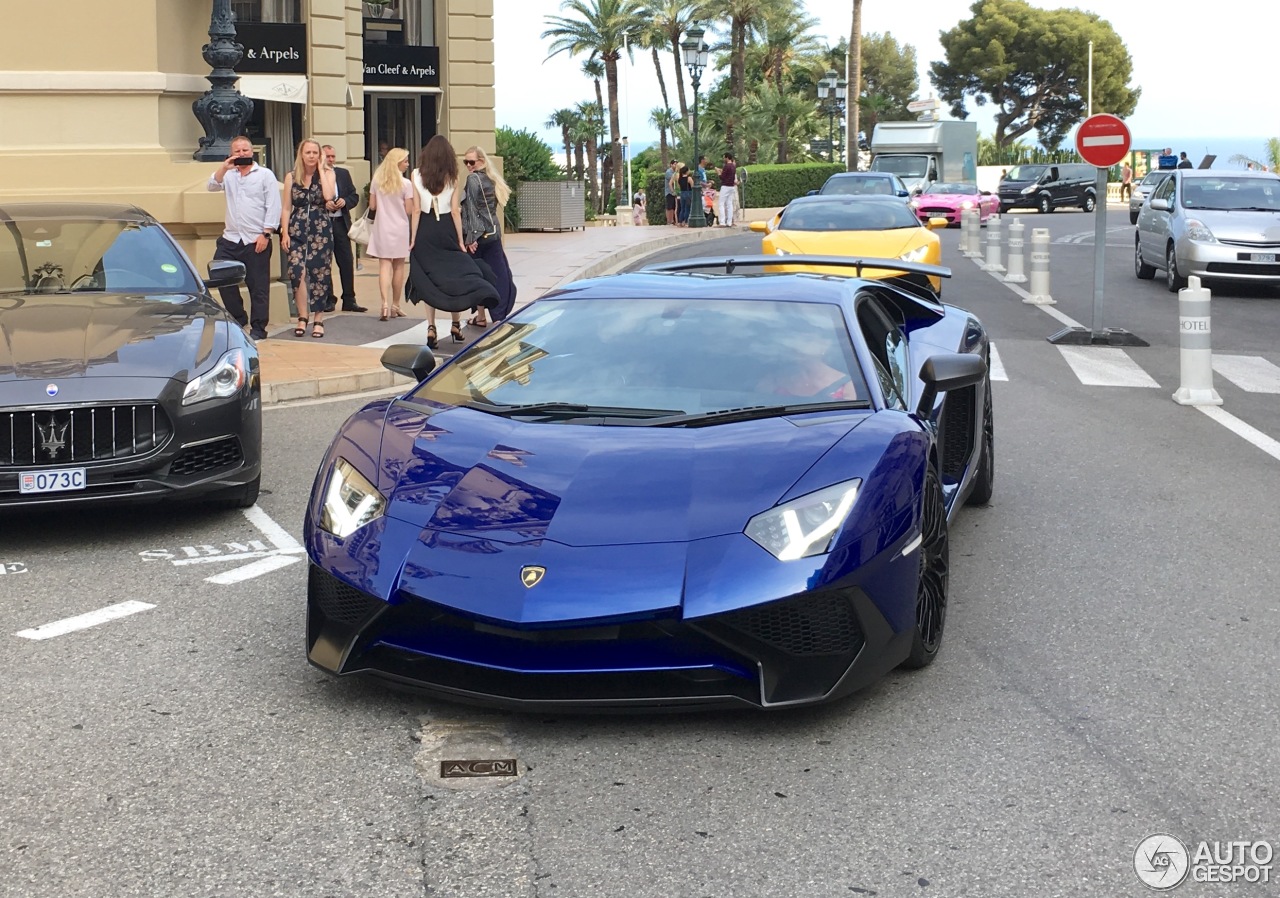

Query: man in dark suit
left=322, top=145, right=366, bottom=312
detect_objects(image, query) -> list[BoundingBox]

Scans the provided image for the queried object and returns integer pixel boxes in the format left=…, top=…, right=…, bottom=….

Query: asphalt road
left=3, top=212, right=1280, bottom=897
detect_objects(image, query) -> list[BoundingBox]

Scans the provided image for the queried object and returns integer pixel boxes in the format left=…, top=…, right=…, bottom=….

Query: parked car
left=0, top=203, right=262, bottom=509
left=813, top=171, right=911, bottom=199
left=1129, top=169, right=1173, bottom=224
left=910, top=181, right=1000, bottom=227
left=750, top=195, right=948, bottom=293
left=1134, top=170, right=1280, bottom=292
left=303, top=257, right=994, bottom=710
left=998, top=162, right=1097, bottom=214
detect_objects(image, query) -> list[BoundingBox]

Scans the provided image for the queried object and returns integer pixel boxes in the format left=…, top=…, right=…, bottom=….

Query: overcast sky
left=494, top=0, right=1280, bottom=161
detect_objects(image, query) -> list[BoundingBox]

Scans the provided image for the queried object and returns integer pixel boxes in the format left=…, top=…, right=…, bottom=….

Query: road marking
left=1057, top=346, right=1160, bottom=388
left=1055, top=225, right=1133, bottom=245
left=202, top=506, right=305, bottom=584
left=989, top=343, right=1008, bottom=381
left=244, top=505, right=304, bottom=552
left=205, top=553, right=302, bottom=585
left=16, top=600, right=154, bottom=641
left=1196, top=406, right=1280, bottom=463
left=1212, top=355, right=1280, bottom=394
left=0, top=562, right=29, bottom=575
left=971, top=255, right=1084, bottom=328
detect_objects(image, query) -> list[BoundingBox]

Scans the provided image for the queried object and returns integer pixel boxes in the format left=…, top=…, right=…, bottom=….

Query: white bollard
left=1023, top=228, right=1055, bottom=304
left=1004, top=217, right=1027, bottom=283
left=983, top=214, right=1005, bottom=273
left=961, top=209, right=980, bottom=257
left=958, top=206, right=971, bottom=255
left=1172, top=276, right=1222, bottom=406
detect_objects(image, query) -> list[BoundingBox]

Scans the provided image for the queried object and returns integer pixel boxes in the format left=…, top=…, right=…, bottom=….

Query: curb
left=262, top=368, right=414, bottom=405
left=550, top=226, right=743, bottom=290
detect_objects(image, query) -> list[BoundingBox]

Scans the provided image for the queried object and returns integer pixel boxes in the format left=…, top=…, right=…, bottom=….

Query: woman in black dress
left=461, top=144, right=516, bottom=325
left=281, top=138, right=337, bottom=338
left=407, top=136, right=498, bottom=348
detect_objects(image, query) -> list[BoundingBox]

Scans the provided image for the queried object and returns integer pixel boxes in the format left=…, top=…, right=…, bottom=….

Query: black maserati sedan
left=0, top=203, right=262, bottom=510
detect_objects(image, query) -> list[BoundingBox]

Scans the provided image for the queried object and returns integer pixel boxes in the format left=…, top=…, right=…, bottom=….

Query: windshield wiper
left=652, top=400, right=870, bottom=428
left=468, top=400, right=683, bottom=420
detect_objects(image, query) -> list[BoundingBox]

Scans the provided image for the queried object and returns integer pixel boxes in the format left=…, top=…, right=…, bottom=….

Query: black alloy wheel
left=1082, top=193, right=1096, bottom=213
left=1135, top=234, right=1156, bottom=279
left=1166, top=243, right=1187, bottom=292
left=902, top=466, right=949, bottom=669
left=966, top=376, right=994, bottom=506
left=1038, top=195, right=1053, bottom=214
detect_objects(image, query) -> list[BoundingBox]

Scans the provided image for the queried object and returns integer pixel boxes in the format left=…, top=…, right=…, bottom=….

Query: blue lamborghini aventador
left=304, top=256, right=994, bottom=710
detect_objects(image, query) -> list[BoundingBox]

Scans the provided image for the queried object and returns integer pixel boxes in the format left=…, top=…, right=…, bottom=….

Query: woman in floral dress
left=281, top=138, right=337, bottom=338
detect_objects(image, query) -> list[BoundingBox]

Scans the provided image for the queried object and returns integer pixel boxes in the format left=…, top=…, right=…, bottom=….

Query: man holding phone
left=321, top=144, right=366, bottom=313
left=207, top=135, right=281, bottom=340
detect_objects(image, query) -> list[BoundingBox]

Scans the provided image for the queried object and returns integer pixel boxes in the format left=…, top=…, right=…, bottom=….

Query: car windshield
left=1005, top=165, right=1046, bottom=182
left=822, top=177, right=895, bottom=196
left=1140, top=171, right=1170, bottom=187
left=1180, top=177, right=1280, bottom=211
left=870, top=155, right=928, bottom=177
left=0, top=218, right=199, bottom=296
left=411, top=296, right=869, bottom=421
left=922, top=182, right=978, bottom=196
left=779, top=201, right=920, bottom=231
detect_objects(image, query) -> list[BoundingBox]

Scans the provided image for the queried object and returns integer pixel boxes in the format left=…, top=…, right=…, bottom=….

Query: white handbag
left=348, top=210, right=373, bottom=245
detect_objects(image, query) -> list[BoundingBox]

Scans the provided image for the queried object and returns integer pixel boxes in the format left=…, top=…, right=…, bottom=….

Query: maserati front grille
left=1, top=404, right=173, bottom=467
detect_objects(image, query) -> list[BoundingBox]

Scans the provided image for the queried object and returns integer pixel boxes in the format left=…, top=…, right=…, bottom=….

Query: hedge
left=734, top=162, right=844, bottom=208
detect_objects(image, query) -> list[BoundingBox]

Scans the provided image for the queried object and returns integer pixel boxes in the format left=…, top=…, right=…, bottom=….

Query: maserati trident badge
left=37, top=417, right=70, bottom=459
left=520, top=565, right=546, bottom=588
left=46, top=383, right=59, bottom=397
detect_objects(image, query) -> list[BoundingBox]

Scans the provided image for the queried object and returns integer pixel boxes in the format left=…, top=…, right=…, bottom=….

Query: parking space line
left=16, top=600, right=155, bottom=641
left=244, top=505, right=303, bottom=552
left=1057, top=346, right=1160, bottom=388
left=205, top=553, right=302, bottom=585
left=1213, top=355, right=1280, bottom=394
left=989, top=344, right=1008, bottom=381
left=1196, top=406, right=1280, bottom=463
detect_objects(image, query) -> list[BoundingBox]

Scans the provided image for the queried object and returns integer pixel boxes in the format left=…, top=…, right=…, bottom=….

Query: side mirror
left=805, top=189, right=819, bottom=197
left=898, top=190, right=911, bottom=198
left=926, top=217, right=949, bottom=230
left=914, top=352, right=987, bottom=420
left=748, top=220, right=767, bottom=233
left=381, top=343, right=438, bottom=382
left=1150, top=198, right=1169, bottom=211
left=204, top=259, right=245, bottom=290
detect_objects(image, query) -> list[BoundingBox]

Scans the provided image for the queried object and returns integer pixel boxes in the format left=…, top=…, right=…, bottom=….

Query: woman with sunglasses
left=460, top=146, right=516, bottom=325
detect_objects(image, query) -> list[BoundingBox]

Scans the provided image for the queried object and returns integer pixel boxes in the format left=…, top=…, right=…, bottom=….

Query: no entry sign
left=1075, top=114, right=1131, bottom=168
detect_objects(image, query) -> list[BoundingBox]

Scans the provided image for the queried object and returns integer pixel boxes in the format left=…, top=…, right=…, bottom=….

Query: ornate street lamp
left=816, top=70, right=847, bottom=164
left=681, top=25, right=710, bottom=229
left=192, top=0, right=254, bottom=161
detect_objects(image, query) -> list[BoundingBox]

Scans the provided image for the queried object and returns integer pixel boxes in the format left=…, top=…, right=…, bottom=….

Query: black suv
left=998, top=162, right=1097, bottom=214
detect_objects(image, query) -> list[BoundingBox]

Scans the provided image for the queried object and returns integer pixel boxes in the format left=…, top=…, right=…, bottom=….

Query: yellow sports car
left=750, top=195, right=949, bottom=293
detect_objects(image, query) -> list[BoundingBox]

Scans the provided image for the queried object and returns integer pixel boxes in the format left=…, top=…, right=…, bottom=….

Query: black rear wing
left=640, top=254, right=951, bottom=281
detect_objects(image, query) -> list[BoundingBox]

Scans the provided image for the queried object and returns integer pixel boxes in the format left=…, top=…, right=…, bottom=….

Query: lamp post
left=192, top=0, right=254, bottom=161
left=622, top=135, right=631, bottom=207
left=682, top=25, right=710, bottom=229
left=816, top=70, right=847, bottom=164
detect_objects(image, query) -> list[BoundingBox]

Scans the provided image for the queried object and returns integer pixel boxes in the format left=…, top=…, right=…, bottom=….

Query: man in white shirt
left=207, top=135, right=281, bottom=340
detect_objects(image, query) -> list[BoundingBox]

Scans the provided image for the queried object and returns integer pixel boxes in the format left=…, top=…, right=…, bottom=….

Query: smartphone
left=232, top=156, right=254, bottom=166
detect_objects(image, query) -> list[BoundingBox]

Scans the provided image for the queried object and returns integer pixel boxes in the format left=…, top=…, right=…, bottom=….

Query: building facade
left=0, top=0, right=495, bottom=313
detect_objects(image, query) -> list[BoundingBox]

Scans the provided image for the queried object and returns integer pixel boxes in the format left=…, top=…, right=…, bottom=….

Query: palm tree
left=581, top=58, right=611, bottom=209
left=703, top=0, right=769, bottom=102
left=758, top=1, right=820, bottom=95
left=575, top=100, right=604, bottom=209
left=848, top=0, right=862, bottom=171
left=543, top=0, right=645, bottom=212
left=649, top=105, right=678, bottom=166
left=744, top=81, right=815, bottom=164
left=643, top=0, right=697, bottom=125
left=636, top=18, right=672, bottom=117
left=707, top=94, right=746, bottom=159
left=546, top=108, right=578, bottom=175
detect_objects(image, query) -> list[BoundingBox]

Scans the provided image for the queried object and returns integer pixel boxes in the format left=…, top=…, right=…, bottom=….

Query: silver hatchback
left=1134, top=170, right=1280, bottom=292
left=1128, top=169, right=1172, bottom=224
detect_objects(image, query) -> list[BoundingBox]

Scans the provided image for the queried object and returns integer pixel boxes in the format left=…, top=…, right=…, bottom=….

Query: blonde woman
left=366, top=147, right=418, bottom=320
left=460, top=145, right=517, bottom=324
left=281, top=138, right=337, bottom=338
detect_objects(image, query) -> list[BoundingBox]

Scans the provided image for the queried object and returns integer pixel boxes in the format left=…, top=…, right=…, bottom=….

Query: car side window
left=856, top=292, right=907, bottom=410
left=1154, top=176, right=1176, bottom=202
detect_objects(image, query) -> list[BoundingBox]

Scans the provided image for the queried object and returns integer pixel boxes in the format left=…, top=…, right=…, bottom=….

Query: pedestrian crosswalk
left=988, top=343, right=1280, bottom=394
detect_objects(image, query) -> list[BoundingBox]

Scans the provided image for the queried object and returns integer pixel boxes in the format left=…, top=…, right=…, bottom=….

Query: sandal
left=467, top=313, right=489, bottom=328
left=450, top=322, right=464, bottom=343
left=311, top=322, right=325, bottom=339
left=426, top=325, right=438, bottom=350
left=294, top=316, right=308, bottom=337
left=393, top=307, right=407, bottom=318
left=380, top=306, right=390, bottom=321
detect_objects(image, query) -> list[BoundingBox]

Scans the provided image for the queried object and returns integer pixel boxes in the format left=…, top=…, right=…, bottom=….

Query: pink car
left=910, top=182, right=1000, bottom=227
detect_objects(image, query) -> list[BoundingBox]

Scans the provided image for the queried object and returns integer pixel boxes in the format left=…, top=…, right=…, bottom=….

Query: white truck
left=868, top=121, right=979, bottom=195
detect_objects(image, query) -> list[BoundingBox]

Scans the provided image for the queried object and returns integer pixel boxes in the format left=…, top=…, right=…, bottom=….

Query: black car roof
left=0, top=202, right=156, bottom=222
left=787, top=194, right=906, bottom=206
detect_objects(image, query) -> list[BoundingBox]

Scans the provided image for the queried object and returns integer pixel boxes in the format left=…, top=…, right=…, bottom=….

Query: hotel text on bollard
left=1173, top=275, right=1222, bottom=406
left=983, top=214, right=1005, bottom=273
left=1025, top=228, right=1054, bottom=304
left=1004, top=217, right=1027, bottom=284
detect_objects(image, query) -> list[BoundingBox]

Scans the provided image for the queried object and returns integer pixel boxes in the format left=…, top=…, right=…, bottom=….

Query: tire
left=1129, top=210, right=1139, bottom=225
left=210, top=475, right=260, bottom=509
left=901, top=466, right=949, bottom=670
left=1134, top=235, right=1156, bottom=279
left=999, top=203, right=1012, bottom=216
left=1037, top=195, right=1052, bottom=214
left=966, top=376, right=994, bottom=506
left=1082, top=193, right=1096, bottom=213
left=1166, top=243, right=1186, bottom=293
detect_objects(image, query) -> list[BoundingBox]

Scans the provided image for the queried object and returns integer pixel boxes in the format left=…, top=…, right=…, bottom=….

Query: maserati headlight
left=321, top=458, right=386, bottom=538
left=745, top=480, right=861, bottom=561
left=899, top=244, right=930, bottom=263
left=183, top=348, right=247, bottom=405
left=1184, top=218, right=1217, bottom=242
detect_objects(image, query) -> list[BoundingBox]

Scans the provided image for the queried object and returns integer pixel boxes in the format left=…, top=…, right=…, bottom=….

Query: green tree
left=543, top=0, right=646, bottom=215
left=641, top=0, right=698, bottom=125
left=859, top=33, right=918, bottom=128
left=545, top=108, right=578, bottom=174
left=649, top=105, right=678, bottom=167
left=930, top=0, right=1140, bottom=149
left=495, top=127, right=560, bottom=183
left=701, top=0, right=770, bottom=103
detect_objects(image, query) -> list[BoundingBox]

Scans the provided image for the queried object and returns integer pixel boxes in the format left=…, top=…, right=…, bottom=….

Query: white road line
left=971, top=255, right=1084, bottom=328
left=243, top=505, right=304, bottom=552
left=989, top=343, right=1008, bottom=381
left=1212, top=355, right=1280, bottom=394
left=16, top=600, right=155, bottom=641
left=1057, top=346, right=1160, bottom=388
left=171, top=549, right=303, bottom=567
left=1196, top=406, right=1280, bottom=463
left=205, top=554, right=302, bottom=585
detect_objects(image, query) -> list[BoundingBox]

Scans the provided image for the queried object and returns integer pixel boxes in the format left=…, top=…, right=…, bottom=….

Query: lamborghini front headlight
left=899, top=244, right=930, bottom=263
left=320, top=458, right=386, bottom=538
left=745, top=480, right=861, bottom=561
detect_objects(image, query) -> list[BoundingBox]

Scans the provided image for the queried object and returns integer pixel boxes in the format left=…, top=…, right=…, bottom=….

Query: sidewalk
left=256, top=223, right=732, bottom=404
